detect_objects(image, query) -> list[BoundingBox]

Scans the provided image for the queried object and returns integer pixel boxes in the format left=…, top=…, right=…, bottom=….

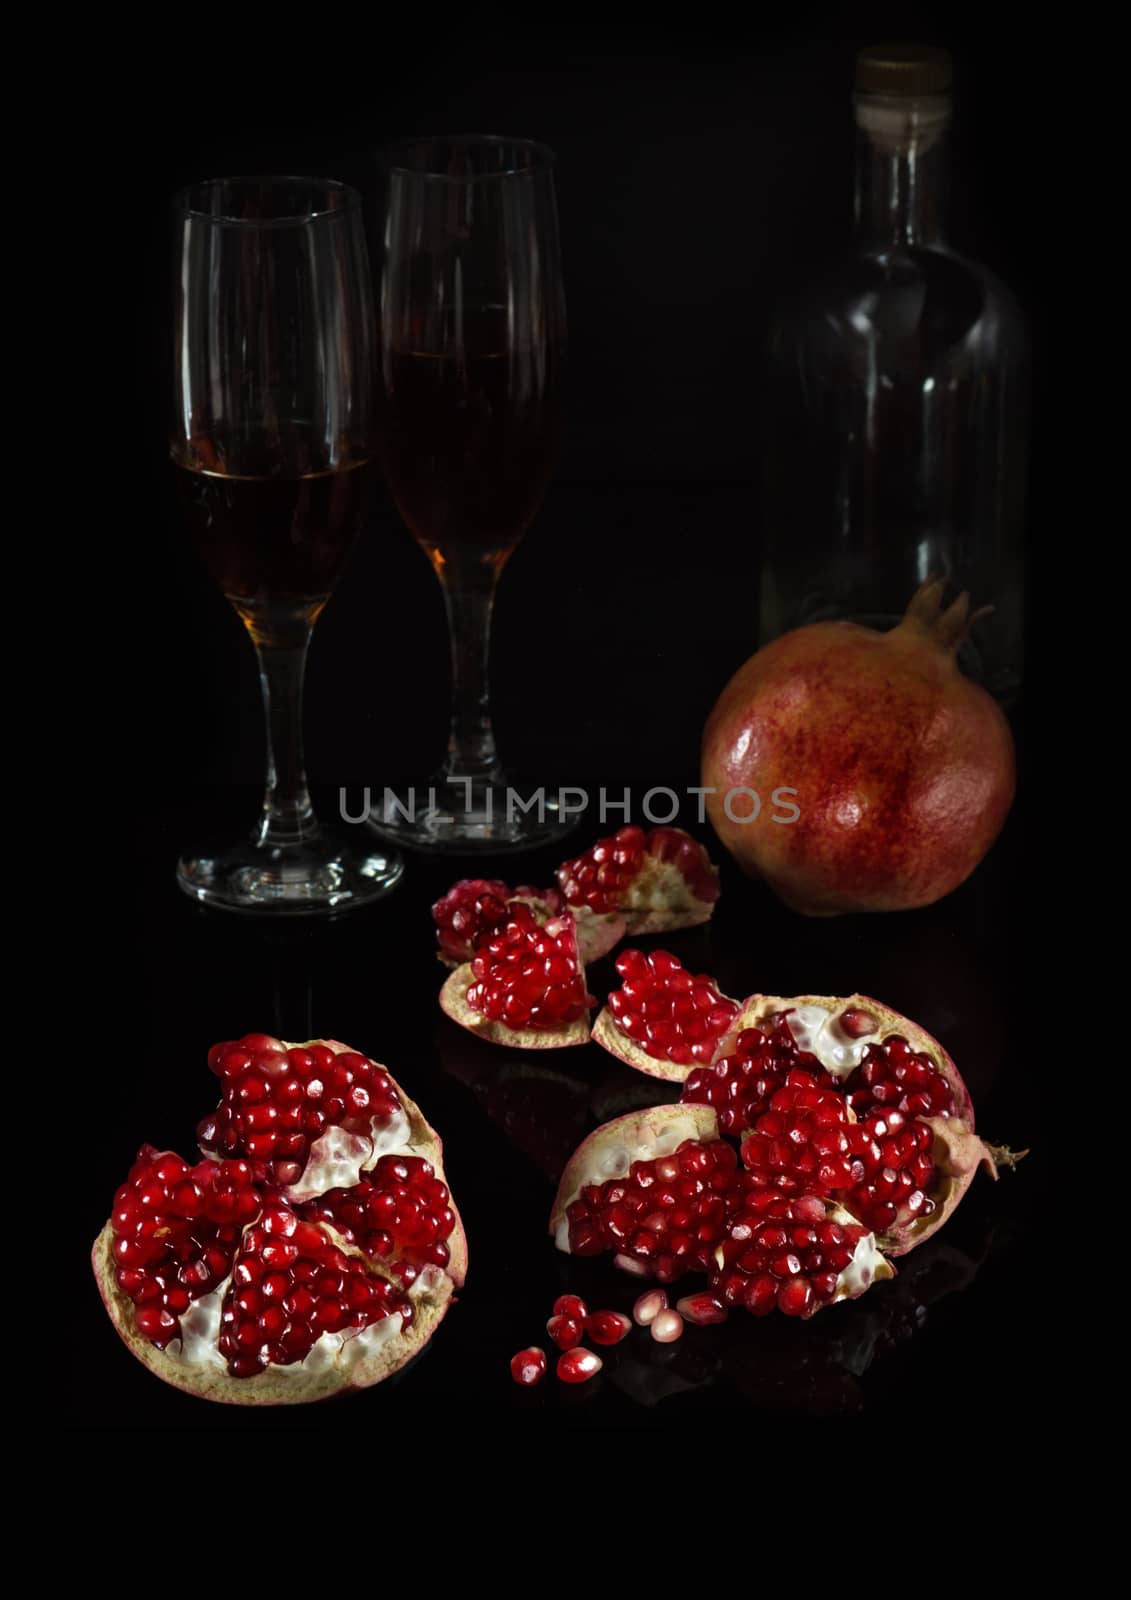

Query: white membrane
left=286, top=1106, right=413, bottom=1201
left=784, top=1005, right=878, bottom=1079
left=836, top=1232, right=880, bottom=1299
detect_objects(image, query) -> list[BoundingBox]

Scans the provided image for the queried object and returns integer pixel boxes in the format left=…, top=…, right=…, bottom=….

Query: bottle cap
left=855, top=44, right=952, bottom=98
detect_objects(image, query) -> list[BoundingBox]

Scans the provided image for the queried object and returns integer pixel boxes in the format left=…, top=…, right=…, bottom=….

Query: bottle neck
left=853, top=93, right=950, bottom=248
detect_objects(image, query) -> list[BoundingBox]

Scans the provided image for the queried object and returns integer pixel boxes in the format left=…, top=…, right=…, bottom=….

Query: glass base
left=176, top=824, right=403, bottom=916
left=364, top=771, right=582, bottom=855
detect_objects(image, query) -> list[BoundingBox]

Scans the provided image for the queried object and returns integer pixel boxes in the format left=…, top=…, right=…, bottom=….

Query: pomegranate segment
left=557, top=824, right=720, bottom=932
left=94, top=1039, right=467, bottom=1405
left=197, top=1035, right=408, bottom=1198
left=561, top=1133, right=749, bottom=1285
left=298, top=1153, right=458, bottom=1279
left=593, top=950, right=740, bottom=1081
left=439, top=906, right=595, bottom=1050
left=219, top=1209, right=412, bottom=1379
left=709, top=1193, right=891, bottom=1317
left=110, top=1149, right=263, bottom=1338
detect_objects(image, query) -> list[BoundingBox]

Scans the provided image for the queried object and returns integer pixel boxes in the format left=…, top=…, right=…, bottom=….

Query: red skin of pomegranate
left=92, top=1038, right=468, bottom=1406
left=701, top=582, right=1016, bottom=915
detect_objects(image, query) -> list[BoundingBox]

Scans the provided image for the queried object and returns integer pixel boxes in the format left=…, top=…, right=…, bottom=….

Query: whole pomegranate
left=701, top=580, right=1016, bottom=915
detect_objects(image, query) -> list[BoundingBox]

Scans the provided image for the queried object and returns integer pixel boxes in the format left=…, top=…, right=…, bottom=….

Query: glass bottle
left=759, top=45, right=1028, bottom=702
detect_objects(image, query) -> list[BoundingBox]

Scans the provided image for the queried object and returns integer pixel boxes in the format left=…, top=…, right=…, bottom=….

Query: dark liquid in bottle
left=172, top=440, right=374, bottom=642
left=379, top=307, right=562, bottom=576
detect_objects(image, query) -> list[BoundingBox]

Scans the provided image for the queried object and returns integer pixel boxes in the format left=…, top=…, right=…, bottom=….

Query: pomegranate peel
left=93, top=1039, right=466, bottom=1406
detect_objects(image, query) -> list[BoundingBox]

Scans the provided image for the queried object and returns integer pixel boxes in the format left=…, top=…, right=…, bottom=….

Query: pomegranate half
left=92, top=1035, right=467, bottom=1406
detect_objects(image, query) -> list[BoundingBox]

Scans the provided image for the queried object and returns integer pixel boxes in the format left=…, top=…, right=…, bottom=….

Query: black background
left=72, top=11, right=1055, bottom=1428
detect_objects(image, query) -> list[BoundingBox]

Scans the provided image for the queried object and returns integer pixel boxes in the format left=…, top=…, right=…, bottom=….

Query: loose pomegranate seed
left=676, top=1292, right=728, bottom=1325
left=557, top=1348, right=603, bottom=1383
left=586, top=1310, right=632, bottom=1345
left=682, top=1013, right=836, bottom=1135
left=606, top=949, right=739, bottom=1067
left=464, top=905, right=592, bottom=1031
left=633, top=1289, right=668, bottom=1325
left=198, top=1035, right=404, bottom=1186
left=510, top=1347, right=548, bottom=1386
left=709, top=1192, right=868, bottom=1318
left=565, top=1136, right=751, bottom=1283
left=546, top=1314, right=584, bottom=1350
left=553, top=1293, right=589, bottom=1321
left=651, top=1309, right=684, bottom=1343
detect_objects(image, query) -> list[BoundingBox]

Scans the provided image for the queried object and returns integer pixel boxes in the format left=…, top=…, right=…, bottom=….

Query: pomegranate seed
left=557, top=1348, right=603, bottom=1384
left=633, top=1289, right=669, bottom=1325
left=510, top=1347, right=548, bottom=1386
left=650, top=1309, right=684, bottom=1343
left=546, top=1314, right=584, bottom=1350
left=552, top=1293, right=588, bottom=1322
left=586, top=1310, right=632, bottom=1345
left=606, top=949, right=738, bottom=1067
left=464, top=904, right=591, bottom=1031
left=676, top=1292, right=728, bottom=1325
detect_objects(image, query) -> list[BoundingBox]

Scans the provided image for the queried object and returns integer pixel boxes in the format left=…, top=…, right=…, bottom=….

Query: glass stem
left=253, top=630, right=319, bottom=849
left=441, top=564, right=501, bottom=779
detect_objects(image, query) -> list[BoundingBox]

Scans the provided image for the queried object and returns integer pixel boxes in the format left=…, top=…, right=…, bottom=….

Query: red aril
left=710, top=1193, right=892, bottom=1317
left=676, top=1292, right=728, bottom=1325
left=93, top=1037, right=467, bottom=1405
left=586, top=1310, right=632, bottom=1345
left=546, top=1314, right=584, bottom=1350
left=553, top=1293, right=588, bottom=1322
left=510, top=1347, right=548, bottom=1386
left=557, top=1348, right=602, bottom=1383
left=592, top=949, right=740, bottom=1080
left=700, top=579, right=1016, bottom=915
left=432, top=877, right=623, bottom=968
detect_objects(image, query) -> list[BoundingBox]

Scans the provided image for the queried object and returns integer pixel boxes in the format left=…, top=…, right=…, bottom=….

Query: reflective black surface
left=73, top=741, right=1043, bottom=1428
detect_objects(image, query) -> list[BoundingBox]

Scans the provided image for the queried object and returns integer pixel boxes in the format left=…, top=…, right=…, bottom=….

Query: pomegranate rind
left=549, top=1102, right=720, bottom=1248
left=92, top=1043, right=467, bottom=1406
left=881, top=1116, right=998, bottom=1258
left=439, top=965, right=592, bottom=1050
left=618, top=852, right=719, bottom=935
left=573, top=907, right=628, bottom=964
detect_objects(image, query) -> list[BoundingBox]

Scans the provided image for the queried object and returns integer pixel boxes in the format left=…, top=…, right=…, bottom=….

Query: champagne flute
left=372, top=136, right=576, bottom=851
left=171, top=175, right=402, bottom=913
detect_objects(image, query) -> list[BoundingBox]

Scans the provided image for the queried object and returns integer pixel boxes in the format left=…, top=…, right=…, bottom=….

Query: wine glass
left=171, top=175, right=403, bottom=913
left=371, top=135, right=576, bottom=851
